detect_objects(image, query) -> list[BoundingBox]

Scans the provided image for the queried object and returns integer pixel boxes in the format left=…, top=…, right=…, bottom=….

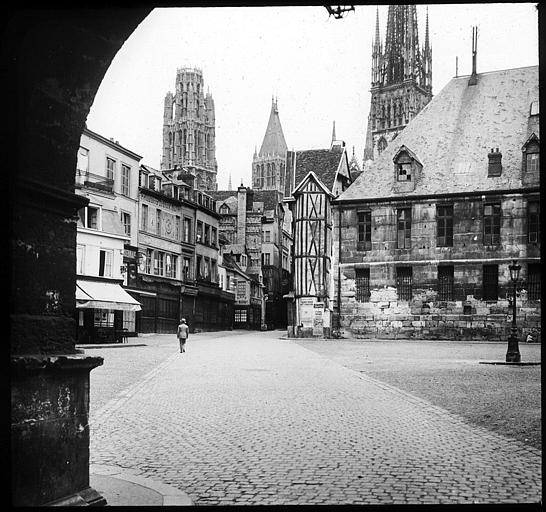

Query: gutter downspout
left=335, top=205, right=342, bottom=338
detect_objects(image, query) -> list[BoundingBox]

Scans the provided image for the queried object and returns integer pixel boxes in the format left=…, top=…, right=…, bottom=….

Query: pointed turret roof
left=258, top=98, right=288, bottom=157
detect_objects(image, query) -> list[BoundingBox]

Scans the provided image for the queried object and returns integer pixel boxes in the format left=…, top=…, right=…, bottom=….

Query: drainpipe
left=336, top=205, right=342, bottom=337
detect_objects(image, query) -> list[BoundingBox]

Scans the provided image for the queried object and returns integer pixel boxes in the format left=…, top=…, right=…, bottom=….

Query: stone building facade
left=75, top=127, right=142, bottom=343
left=363, top=5, right=432, bottom=165
left=161, top=67, right=217, bottom=191
left=210, top=186, right=290, bottom=328
left=135, top=165, right=233, bottom=333
left=334, top=66, right=540, bottom=341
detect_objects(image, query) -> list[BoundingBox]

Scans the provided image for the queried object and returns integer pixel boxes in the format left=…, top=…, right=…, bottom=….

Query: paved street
left=88, top=331, right=542, bottom=505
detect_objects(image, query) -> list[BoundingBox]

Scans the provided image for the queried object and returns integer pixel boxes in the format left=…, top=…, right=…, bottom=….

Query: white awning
left=76, top=280, right=142, bottom=312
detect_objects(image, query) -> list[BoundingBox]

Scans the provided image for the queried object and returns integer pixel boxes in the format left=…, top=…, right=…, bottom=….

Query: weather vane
left=325, top=5, right=355, bottom=19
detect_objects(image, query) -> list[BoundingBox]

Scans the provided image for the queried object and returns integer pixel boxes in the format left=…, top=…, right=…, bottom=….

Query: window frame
left=121, top=211, right=131, bottom=236
left=527, top=263, right=540, bottom=300
left=141, top=204, right=148, bottom=231
left=357, top=210, right=372, bottom=251
left=528, top=201, right=540, bottom=243
left=436, top=204, right=454, bottom=247
left=106, top=156, right=116, bottom=181
left=98, top=249, right=113, bottom=277
left=482, top=264, right=499, bottom=301
left=483, top=203, right=501, bottom=246
left=396, top=266, right=413, bottom=301
left=397, top=208, right=412, bottom=249
left=437, top=265, right=454, bottom=301
left=355, top=268, right=371, bottom=302
left=121, top=163, right=131, bottom=196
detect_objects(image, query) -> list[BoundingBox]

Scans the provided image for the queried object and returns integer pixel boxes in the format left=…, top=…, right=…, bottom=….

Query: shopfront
left=76, top=279, right=142, bottom=343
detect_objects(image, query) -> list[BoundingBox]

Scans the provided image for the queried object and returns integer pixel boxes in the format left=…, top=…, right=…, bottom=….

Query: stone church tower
left=161, top=67, right=218, bottom=191
left=252, top=97, right=288, bottom=194
left=363, top=5, right=432, bottom=165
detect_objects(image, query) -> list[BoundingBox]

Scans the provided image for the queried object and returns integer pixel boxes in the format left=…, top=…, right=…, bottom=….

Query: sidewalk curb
left=77, top=343, right=147, bottom=349
left=90, top=464, right=193, bottom=506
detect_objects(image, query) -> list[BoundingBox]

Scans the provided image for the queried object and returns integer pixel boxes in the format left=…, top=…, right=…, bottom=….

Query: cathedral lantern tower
left=252, top=97, right=288, bottom=194
left=161, top=67, right=218, bottom=191
left=363, top=5, right=432, bottom=164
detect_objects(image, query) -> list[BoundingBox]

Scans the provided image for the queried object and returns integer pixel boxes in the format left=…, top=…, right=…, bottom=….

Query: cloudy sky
left=86, top=3, right=539, bottom=190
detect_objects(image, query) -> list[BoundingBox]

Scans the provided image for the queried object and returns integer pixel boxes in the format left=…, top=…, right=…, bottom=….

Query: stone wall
left=333, top=193, right=540, bottom=341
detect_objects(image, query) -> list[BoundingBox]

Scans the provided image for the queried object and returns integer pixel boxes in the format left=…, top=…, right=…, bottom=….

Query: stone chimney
left=237, top=185, right=247, bottom=245
left=487, top=147, right=502, bottom=177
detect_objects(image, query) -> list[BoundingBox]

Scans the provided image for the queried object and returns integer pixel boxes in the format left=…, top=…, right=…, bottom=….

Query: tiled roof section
left=253, top=190, right=282, bottom=213
left=339, top=66, right=539, bottom=201
left=209, top=190, right=237, bottom=202
left=259, top=101, right=288, bottom=157
left=294, top=148, right=343, bottom=193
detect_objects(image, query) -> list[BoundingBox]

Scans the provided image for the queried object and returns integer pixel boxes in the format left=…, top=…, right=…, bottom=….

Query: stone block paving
left=90, top=332, right=541, bottom=505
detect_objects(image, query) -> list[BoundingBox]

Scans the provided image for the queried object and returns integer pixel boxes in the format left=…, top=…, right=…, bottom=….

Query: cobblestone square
left=89, top=331, right=541, bottom=505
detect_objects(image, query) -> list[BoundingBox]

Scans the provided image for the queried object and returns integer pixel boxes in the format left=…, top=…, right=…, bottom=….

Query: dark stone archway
left=8, top=8, right=151, bottom=506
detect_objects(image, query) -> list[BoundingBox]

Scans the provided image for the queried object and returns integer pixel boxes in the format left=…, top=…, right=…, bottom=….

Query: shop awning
left=76, top=280, right=142, bottom=311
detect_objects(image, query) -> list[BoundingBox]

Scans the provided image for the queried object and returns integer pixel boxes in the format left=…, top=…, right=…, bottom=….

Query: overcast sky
left=86, top=3, right=539, bottom=190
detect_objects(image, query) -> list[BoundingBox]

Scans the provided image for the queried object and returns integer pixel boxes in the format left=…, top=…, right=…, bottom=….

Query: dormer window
left=522, top=133, right=540, bottom=186
left=393, top=146, right=421, bottom=193
left=219, top=204, right=229, bottom=215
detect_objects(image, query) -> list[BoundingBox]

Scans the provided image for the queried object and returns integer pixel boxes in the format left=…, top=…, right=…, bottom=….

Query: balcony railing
left=76, top=169, right=114, bottom=193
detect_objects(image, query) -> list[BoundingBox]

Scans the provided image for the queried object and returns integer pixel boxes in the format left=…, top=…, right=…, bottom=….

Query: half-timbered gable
left=285, top=145, right=352, bottom=338
left=293, top=173, right=334, bottom=299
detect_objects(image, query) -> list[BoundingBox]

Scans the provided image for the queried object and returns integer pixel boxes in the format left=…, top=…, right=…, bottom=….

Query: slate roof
left=258, top=100, right=288, bottom=157
left=252, top=190, right=283, bottom=213
left=293, top=147, right=344, bottom=193
left=338, top=66, right=539, bottom=202
left=209, top=190, right=236, bottom=203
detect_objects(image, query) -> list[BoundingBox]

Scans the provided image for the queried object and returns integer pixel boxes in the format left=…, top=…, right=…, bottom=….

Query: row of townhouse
left=74, top=126, right=264, bottom=343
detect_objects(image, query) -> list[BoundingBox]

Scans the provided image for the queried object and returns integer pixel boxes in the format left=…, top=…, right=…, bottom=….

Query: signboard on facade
left=313, top=303, right=324, bottom=336
left=235, top=280, right=249, bottom=304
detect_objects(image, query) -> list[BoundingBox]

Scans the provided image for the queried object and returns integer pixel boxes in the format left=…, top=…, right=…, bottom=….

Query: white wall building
left=75, top=127, right=142, bottom=342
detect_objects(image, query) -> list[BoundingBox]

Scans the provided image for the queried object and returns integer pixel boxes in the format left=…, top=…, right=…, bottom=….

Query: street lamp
left=506, top=260, right=521, bottom=363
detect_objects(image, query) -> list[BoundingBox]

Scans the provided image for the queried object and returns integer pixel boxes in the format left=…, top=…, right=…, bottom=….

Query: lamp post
left=506, top=260, right=521, bottom=363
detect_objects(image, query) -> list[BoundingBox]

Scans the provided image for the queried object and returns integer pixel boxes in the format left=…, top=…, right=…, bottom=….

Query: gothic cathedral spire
left=363, top=5, right=432, bottom=165
left=252, top=97, right=288, bottom=193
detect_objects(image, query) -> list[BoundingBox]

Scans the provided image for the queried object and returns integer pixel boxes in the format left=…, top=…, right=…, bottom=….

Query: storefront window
left=94, top=309, right=114, bottom=327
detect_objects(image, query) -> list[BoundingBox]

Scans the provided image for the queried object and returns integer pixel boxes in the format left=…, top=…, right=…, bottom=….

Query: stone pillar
left=8, top=8, right=150, bottom=506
